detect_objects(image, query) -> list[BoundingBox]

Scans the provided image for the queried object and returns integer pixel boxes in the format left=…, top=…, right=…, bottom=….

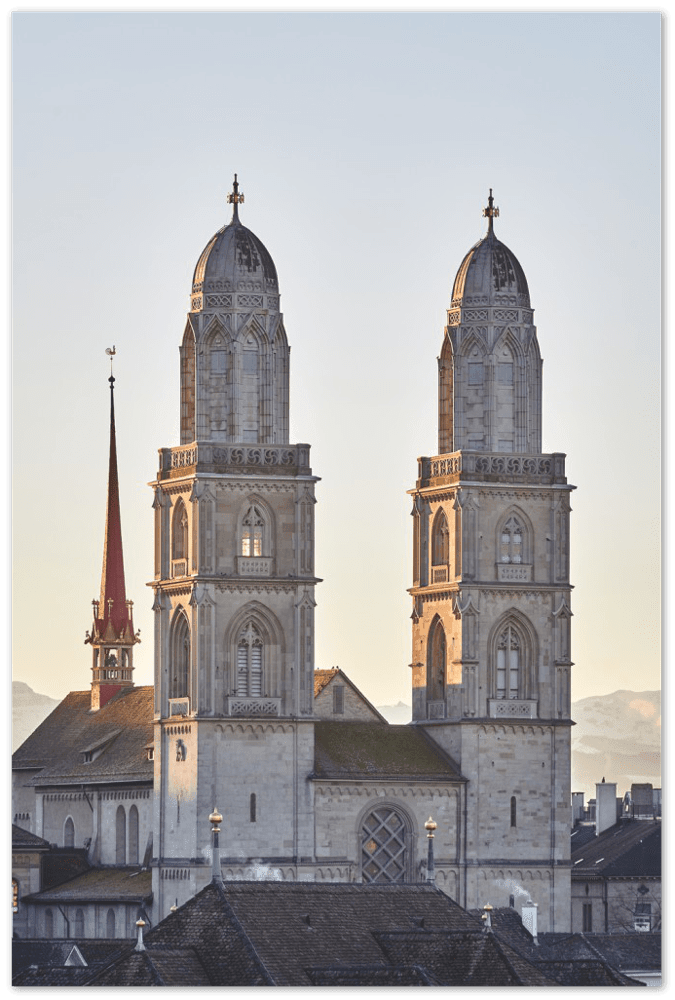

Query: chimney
left=521, top=899, right=538, bottom=943
left=595, top=780, right=617, bottom=836
left=571, top=791, right=585, bottom=824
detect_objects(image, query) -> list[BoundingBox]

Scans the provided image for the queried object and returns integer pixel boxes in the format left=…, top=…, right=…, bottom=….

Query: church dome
left=191, top=176, right=278, bottom=296
left=451, top=193, right=530, bottom=308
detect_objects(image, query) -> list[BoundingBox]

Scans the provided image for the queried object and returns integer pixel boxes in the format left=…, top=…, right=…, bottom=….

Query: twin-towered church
left=13, top=181, right=574, bottom=938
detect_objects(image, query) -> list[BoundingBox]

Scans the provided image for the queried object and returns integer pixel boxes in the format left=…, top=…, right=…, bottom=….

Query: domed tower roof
left=451, top=190, right=530, bottom=308
left=191, top=174, right=278, bottom=297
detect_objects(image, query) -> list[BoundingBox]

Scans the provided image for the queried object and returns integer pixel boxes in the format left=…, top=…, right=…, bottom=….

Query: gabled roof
left=571, top=820, right=661, bottom=877
left=313, top=721, right=464, bottom=781
left=583, top=933, right=661, bottom=972
left=313, top=667, right=388, bottom=722
left=86, top=881, right=559, bottom=987
left=22, top=866, right=152, bottom=905
left=12, top=685, right=153, bottom=785
left=12, top=823, right=50, bottom=850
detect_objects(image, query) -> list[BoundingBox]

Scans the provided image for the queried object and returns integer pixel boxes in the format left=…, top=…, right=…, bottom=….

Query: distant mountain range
left=13, top=683, right=661, bottom=802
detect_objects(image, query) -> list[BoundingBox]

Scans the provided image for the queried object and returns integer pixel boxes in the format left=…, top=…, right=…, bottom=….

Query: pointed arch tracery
left=236, top=495, right=274, bottom=563
left=170, top=607, right=191, bottom=700
left=496, top=506, right=533, bottom=567
left=180, top=321, right=196, bottom=444
left=172, top=497, right=189, bottom=573
left=427, top=615, right=447, bottom=702
left=488, top=610, right=537, bottom=701
left=224, top=601, right=284, bottom=703
left=431, top=507, right=450, bottom=581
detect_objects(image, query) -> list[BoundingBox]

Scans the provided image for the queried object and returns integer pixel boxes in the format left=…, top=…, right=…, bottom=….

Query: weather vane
left=105, top=346, right=116, bottom=383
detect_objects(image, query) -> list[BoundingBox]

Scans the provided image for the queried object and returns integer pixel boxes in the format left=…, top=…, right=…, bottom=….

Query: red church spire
left=85, top=350, right=139, bottom=709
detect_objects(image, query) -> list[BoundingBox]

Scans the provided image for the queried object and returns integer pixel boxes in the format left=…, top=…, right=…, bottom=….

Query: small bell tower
left=85, top=349, right=140, bottom=710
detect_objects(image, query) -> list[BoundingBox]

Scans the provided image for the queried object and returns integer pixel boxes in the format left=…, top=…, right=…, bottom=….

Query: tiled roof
left=23, top=866, right=152, bottom=904
left=313, top=721, right=464, bottom=781
left=307, top=964, right=436, bottom=985
left=12, top=938, right=131, bottom=977
left=12, top=966, right=94, bottom=986
left=583, top=933, right=661, bottom=972
left=571, top=820, right=661, bottom=877
left=313, top=668, right=339, bottom=695
left=534, top=959, right=641, bottom=987
left=12, top=823, right=50, bottom=850
left=12, top=685, right=154, bottom=785
left=374, top=929, right=558, bottom=986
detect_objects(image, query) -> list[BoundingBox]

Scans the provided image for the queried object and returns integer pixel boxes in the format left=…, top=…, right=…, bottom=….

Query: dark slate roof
left=313, top=721, right=464, bottom=781
left=12, top=966, right=94, bottom=986
left=41, top=849, right=91, bottom=891
left=307, top=964, right=436, bottom=986
left=23, top=866, right=152, bottom=904
left=374, top=929, right=558, bottom=987
left=583, top=933, right=661, bottom=972
left=570, top=823, right=598, bottom=850
left=12, top=685, right=154, bottom=785
left=571, top=819, right=661, bottom=877
left=12, top=938, right=131, bottom=977
left=472, top=907, right=656, bottom=986
left=12, top=823, right=50, bottom=850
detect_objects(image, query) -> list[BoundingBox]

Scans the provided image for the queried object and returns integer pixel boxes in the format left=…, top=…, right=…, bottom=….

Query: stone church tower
left=409, top=193, right=573, bottom=931
left=150, top=178, right=319, bottom=914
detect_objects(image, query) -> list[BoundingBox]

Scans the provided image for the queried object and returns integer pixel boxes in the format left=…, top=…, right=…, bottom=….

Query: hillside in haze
left=12, top=682, right=61, bottom=753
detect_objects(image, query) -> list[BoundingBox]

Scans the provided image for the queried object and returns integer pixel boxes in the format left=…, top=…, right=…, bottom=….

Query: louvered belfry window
left=497, top=624, right=520, bottom=699
left=237, top=622, right=263, bottom=697
left=361, top=807, right=408, bottom=883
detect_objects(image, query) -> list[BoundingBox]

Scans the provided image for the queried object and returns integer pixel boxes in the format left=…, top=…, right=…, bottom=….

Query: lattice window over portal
left=361, top=807, right=408, bottom=883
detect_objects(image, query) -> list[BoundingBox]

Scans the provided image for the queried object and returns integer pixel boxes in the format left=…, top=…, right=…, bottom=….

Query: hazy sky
left=12, top=11, right=661, bottom=707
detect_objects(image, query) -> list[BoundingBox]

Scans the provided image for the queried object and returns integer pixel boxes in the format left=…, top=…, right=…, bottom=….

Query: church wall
left=98, top=788, right=153, bottom=865
left=13, top=771, right=39, bottom=833
left=313, top=782, right=461, bottom=881
left=40, top=793, right=94, bottom=849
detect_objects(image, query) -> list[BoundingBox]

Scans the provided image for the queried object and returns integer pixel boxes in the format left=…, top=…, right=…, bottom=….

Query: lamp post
left=209, top=807, right=224, bottom=885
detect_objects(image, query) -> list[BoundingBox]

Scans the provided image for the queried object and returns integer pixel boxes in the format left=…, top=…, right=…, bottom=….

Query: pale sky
left=12, top=11, right=661, bottom=707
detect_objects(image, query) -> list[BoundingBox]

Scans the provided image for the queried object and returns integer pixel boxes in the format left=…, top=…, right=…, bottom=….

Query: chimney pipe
left=595, top=781, right=617, bottom=836
left=521, top=899, right=538, bottom=944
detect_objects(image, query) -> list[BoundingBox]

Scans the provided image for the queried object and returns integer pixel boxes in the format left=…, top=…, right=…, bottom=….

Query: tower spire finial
left=482, top=188, right=499, bottom=235
left=227, top=173, right=245, bottom=223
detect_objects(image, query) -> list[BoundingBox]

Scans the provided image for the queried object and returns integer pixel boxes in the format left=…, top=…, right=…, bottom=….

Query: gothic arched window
left=74, top=908, right=85, bottom=937
left=170, top=611, right=190, bottom=700
left=241, top=506, right=264, bottom=558
left=64, top=816, right=75, bottom=848
left=237, top=622, right=263, bottom=697
left=106, top=908, right=116, bottom=938
left=498, top=514, right=526, bottom=564
left=427, top=618, right=446, bottom=702
left=115, top=805, right=126, bottom=864
left=496, top=623, right=520, bottom=700
left=172, top=498, right=189, bottom=565
left=431, top=508, right=450, bottom=584
left=361, top=807, right=410, bottom=884
left=128, top=805, right=139, bottom=865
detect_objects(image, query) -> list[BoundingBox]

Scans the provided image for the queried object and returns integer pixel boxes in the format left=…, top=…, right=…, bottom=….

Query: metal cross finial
left=482, top=188, right=499, bottom=234
left=227, top=173, right=245, bottom=222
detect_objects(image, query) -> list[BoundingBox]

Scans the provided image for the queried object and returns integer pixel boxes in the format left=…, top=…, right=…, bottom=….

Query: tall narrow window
left=241, top=506, right=264, bottom=557
left=237, top=622, right=263, bottom=697
left=74, top=908, right=85, bottom=937
left=172, top=499, right=189, bottom=563
left=128, top=805, right=139, bottom=865
left=510, top=796, right=517, bottom=828
left=427, top=619, right=446, bottom=702
left=582, top=903, right=593, bottom=932
left=432, top=509, right=450, bottom=567
left=333, top=684, right=345, bottom=715
left=45, top=908, right=54, bottom=937
left=497, top=625, right=520, bottom=699
left=106, top=908, right=116, bottom=938
left=64, top=816, right=75, bottom=848
left=361, top=807, right=409, bottom=884
left=499, top=515, right=524, bottom=564
left=250, top=793, right=257, bottom=823
left=115, top=805, right=126, bottom=864
left=634, top=903, right=651, bottom=932
left=170, top=612, right=190, bottom=699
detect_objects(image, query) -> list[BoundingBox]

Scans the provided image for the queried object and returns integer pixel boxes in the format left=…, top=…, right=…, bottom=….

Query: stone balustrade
left=158, top=442, right=312, bottom=479
left=487, top=699, right=538, bottom=719
left=417, top=450, right=567, bottom=487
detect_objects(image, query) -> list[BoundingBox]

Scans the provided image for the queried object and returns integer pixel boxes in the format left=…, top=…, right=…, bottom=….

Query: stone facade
left=409, top=196, right=573, bottom=931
